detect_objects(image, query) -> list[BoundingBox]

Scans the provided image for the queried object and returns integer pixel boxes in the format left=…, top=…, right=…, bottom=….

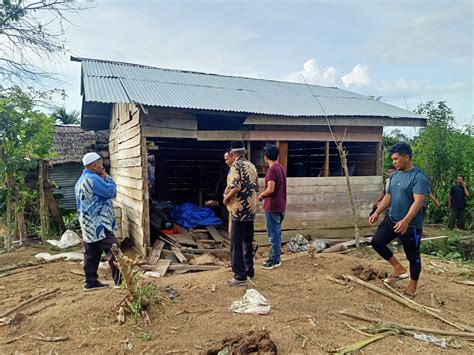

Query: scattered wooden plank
left=154, top=259, right=171, bottom=277
left=157, top=233, right=179, bottom=247
left=147, top=240, right=165, bottom=265
left=206, top=226, right=227, bottom=243
left=180, top=248, right=230, bottom=254
left=171, top=247, right=188, bottom=264
left=168, top=264, right=223, bottom=271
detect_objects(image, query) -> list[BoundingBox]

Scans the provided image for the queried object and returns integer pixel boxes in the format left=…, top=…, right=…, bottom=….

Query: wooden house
left=72, top=57, right=426, bottom=255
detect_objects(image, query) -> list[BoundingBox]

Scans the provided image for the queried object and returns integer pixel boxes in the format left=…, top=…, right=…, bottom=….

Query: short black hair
left=457, top=175, right=464, bottom=179
left=264, top=144, right=279, bottom=161
left=389, top=142, right=412, bottom=159
left=225, top=148, right=232, bottom=154
left=387, top=164, right=396, bottom=170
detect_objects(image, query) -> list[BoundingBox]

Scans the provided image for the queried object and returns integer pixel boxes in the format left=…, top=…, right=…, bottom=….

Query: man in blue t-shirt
left=369, top=142, right=429, bottom=298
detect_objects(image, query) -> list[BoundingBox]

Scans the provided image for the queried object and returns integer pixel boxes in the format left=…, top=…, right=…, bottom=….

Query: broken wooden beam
left=147, top=240, right=165, bottom=265
left=171, top=247, right=188, bottom=264
left=168, top=264, right=224, bottom=271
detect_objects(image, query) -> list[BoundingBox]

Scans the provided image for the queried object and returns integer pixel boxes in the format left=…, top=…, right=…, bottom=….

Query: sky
left=36, top=0, right=473, bottom=130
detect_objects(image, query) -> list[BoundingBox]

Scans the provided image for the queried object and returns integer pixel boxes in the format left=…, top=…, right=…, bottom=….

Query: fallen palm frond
left=333, top=332, right=392, bottom=354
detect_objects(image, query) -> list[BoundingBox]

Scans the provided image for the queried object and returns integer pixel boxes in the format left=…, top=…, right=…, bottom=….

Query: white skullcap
left=82, top=152, right=101, bottom=166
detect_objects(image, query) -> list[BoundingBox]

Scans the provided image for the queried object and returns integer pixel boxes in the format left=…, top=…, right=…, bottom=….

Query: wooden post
left=376, top=142, right=383, bottom=176
left=38, top=160, right=50, bottom=241
left=277, top=141, right=288, bottom=174
left=246, top=141, right=251, bottom=161
left=339, top=146, right=360, bottom=248
left=323, top=141, right=330, bottom=177
left=142, top=139, right=151, bottom=252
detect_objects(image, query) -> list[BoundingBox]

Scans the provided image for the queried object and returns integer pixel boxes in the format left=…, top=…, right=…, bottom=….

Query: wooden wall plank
left=110, top=157, right=142, bottom=169
left=142, top=125, right=198, bottom=138
left=117, top=145, right=142, bottom=160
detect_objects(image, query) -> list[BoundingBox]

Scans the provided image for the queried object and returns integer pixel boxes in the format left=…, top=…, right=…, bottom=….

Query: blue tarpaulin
left=171, top=203, right=223, bottom=228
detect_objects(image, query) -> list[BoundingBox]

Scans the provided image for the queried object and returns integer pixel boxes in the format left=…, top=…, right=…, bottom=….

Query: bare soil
left=0, top=241, right=473, bottom=354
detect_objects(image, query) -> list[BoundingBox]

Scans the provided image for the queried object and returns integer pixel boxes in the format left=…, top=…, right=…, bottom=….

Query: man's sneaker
left=262, top=260, right=282, bottom=270
left=84, top=281, right=109, bottom=292
left=224, top=278, right=248, bottom=287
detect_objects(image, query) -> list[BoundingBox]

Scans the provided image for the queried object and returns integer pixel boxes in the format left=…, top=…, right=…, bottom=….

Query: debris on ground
left=202, top=329, right=277, bottom=355
left=352, top=265, right=388, bottom=281
left=229, top=289, right=271, bottom=315
left=166, top=286, right=179, bottom=301
left=34, top=252, right=83, bottom=262
left=287, top=234, right=328, bottom=253
left=413, top=333, right=448, bottom=349
left=47, top=230, right=82, bottom=249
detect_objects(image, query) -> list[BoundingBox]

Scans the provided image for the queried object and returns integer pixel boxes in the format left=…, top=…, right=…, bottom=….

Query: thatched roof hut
left=51, top=125, right=109, bottom=165
left=49, top=125, right=109, bottom=211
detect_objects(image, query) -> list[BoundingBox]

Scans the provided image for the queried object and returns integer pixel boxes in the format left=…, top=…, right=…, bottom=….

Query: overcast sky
left=41, top=0, right=473, bottom=128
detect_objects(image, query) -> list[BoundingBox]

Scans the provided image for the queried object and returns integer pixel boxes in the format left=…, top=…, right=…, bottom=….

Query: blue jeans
left=265, top=212, right=284, bottom=263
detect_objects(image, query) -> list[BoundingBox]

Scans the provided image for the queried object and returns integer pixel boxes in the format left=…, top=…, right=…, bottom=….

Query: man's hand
left=393, top=219, right=409, bottom=234
left=258, top=193, right=264, bottom=202
left=223, top=194, right=230, bottom=206
left=369, top=212, right=379, bottom=225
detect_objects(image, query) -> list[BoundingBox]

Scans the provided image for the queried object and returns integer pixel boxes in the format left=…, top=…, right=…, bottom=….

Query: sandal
left=403, top=291, right=417, bottom=299
left=384, top=273, right=409, bottom=283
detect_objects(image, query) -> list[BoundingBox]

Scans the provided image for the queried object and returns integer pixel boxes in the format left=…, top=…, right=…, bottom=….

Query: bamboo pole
left=343, top=275, right=474, bottom=332
left=339, top=311, right=474, bottom=338
left=38, top=160, right=50, bottom=241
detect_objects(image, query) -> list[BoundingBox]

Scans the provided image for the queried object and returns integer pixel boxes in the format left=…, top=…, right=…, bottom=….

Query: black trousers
left=371, top=216, right=422, bottom=281
left=230, top=220, right=255, bottom=281
left=83, top=230, right=121, bottom=286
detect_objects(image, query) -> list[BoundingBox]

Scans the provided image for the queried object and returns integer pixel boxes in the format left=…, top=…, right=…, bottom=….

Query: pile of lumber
left=142, top=210, right=231, bottom=278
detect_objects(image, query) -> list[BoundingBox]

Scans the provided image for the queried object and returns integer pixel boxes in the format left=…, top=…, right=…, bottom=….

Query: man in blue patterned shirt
left=75, top=152, right=122, bottom=291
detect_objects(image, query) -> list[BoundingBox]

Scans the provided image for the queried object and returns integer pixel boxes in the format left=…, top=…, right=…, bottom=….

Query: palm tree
left=53, top=106, right=81, bottom=125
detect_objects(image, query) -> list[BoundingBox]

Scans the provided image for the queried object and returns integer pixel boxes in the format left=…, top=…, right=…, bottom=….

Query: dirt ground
left=1, top=238, right=473, bottom=354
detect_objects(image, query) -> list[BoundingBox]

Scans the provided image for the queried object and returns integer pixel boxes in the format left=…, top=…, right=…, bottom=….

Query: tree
left=0, top=0, right=88, bottom=83
left=411, top=101, right=473, bottom=226
left=0, top=86, right=55, bottom=248
left=52, top=106, right=80, bottom=124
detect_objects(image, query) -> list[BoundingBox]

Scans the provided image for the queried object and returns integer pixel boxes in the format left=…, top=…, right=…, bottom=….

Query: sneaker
left=84, top=281, right=109, bottom=292
left=262, top=260, right=281, bottom=270
left=113, top=285, right=122, bottom=290
left=224, top=278, right=248, bottom=287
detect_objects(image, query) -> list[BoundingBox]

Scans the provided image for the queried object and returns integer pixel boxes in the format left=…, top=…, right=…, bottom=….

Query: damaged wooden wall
left=109, top=103, right=149, bottom=255
left=254, top=176, right=382, bottom=240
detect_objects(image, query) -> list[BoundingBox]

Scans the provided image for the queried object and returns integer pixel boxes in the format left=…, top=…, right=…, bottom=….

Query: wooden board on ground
left=147, top=240, right=165, bottom=265
left=168, top=233, right=198, bottom=247
left=171, top=246, right=188, bottom=264
left=206, top=226, right=231, bottom=247
left=154, top=259, right=171, bottom=277
left=168, top=264, right=223, bottom=271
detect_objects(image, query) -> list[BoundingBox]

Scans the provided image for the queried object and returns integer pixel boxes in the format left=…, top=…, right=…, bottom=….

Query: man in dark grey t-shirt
left=369, top=142, right=429, bottom=298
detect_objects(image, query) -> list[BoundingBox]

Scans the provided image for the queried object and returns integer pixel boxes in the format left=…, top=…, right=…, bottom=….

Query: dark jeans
left=265, top=212, right=284, bottom=263
left=448, top=208, right=466, bottom=230
left=230, top=220, right=254, bottom=280
left=83, top=230, right=122, bottom=286
left=371, top=216, right=422, bottom=281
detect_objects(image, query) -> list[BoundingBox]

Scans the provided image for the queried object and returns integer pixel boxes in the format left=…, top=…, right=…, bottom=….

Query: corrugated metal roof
left=74, top=57, right=425, bottom=120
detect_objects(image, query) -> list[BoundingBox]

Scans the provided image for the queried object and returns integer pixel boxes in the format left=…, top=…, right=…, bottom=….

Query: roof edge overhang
left=244, top=115, right=427, bottom=127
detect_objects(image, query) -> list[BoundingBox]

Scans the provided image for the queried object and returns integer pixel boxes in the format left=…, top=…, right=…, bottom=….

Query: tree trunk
left=5, top=191, right=13, bottom=250
left=338, top=145, right=360, bottom=248
left=15, top=200, right=27, bottom=246
left=44, top=177, right=65, bottom=234
left=38, top=160, right=50, bottom=241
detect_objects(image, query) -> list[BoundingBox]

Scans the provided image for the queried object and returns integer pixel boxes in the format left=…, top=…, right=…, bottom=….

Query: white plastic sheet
left=47, top=230, right=82, bottom=249
left=35, top=252, right=84, bottom=262
left=229, top=289, right=271, bottom=315
left=413, top=333, right=448, bottom=349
